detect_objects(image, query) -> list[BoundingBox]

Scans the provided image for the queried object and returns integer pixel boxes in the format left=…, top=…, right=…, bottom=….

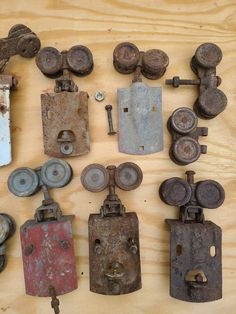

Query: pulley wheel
left=115, top=162, right=143, bottom=191
left=67, top=45, right=93, bottom=76
left=41, top=159, right=72, bottom=188
left=172, top=137, right=201, bottom=165
left=194, top=43, right=222, bottom=68
left=113, top=42, right=140, bottom=74
left=8, top=167, right=39, bottom=197
left=142, top=49, right=169, bottom=79
left=81, top=164, right=109, bottom=192
left=170, top=107, right=198, bottom=134
left=35, top=47, right=62, bottom=76
left=159, top=177, right=191, bottom=206
left=8, top=24, right=31, bottom=37
left=196, top=180, right=225, bottom=209
left=17, top=33, right=41, bottom=58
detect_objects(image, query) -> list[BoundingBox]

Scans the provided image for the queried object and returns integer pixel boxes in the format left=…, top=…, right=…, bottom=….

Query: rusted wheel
left=142, top=49, right=169, bottom=79
left=194, top=43, right=222, bottom=68
left=41, top=159, right=72, bottom=188
left=196, top=180, right=225, bottom=209
left=115, top=162, right=143, bottom=191
left=17, top=33, right=41, bottom=58
left=170, top=107, right=198, bottom=134
left=81, top=164, right=109, bottom=192
left=67, top=45, right=93, bottom=76
left=113, top=42, right=140, bottom=74
left=36, top=47, right=62, bottom=77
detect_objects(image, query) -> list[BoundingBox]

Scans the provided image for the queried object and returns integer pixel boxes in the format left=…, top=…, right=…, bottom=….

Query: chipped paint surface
left=20, top=216, right=77, bottom=297
left=0, top=85, right=11, bottom=166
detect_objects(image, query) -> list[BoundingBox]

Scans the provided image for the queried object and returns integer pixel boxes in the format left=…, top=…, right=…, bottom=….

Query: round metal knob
left=194, top=43, right=222, bottom=68
left=0, top=214, right=15, bottom=244
left=41, top=158, right=72, bottom=188
left=195, top=88, right=227, bottom=119
left=159, top=177, right=191, bottom=206
left=17, top=33, right=41, bottom=58
left=115, top=162, right=143, bottom=191
left=36, top=47, right=62, bottom=77
left=81, top=164, right=109, bottom=192
left=196, top=180, right=225, bottom=209
left=8, top=167, right=39, bottom=197
left=142, top=49, right=169, bottom=79
left=172, top=137, right=201, bottom=165
left=170, top=107, right=198, bottom=134
left=113, top=42, right=140, bottom=74
left=67, top=45, right=93, bottom=76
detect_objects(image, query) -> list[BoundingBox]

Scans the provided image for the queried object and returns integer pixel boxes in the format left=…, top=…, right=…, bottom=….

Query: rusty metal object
left=81, top=162, right=142, bottom=295
left=0, top=213, right=15, bottom=272
left=159, top=171, right=225, bottom=302
left=113, top=42, right=169, bottom=79
left=36, top=45, right=93, bottom=158
left=113, top=42, right=167, bottom=155
left=8, top=159, right=76, bottom=314
left=166, top=43, right=227, bottom=119
left=168, top=107, right=208, bottom=165
left=0, top=25, right=40, bottom=166
left=105, top=104, right=116, bottom=135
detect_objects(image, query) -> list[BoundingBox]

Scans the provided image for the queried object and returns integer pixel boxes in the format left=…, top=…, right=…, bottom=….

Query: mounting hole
left=176, top=244, right=182, bottom=256
left=152, top=106, right=157, bottom=112
left=123, top=108, right=128, bottom=112
left=139, top=146, right=144, bottom=151
left=210, top=245, right=216, bottom=257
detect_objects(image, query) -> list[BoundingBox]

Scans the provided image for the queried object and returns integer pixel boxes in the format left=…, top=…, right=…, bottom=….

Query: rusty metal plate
left=89, top=212, right=141, bottom=295
left=166, top=219, right=222, bottom=302
left=118, top=82, right=163, bottom=155
left=41, top=90, right=89, bottom=158
left=20, top=215, right=77, bottom=297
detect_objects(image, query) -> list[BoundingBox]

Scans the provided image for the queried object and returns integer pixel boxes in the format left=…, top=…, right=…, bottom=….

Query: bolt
left=105, top=105, right=116, bottom=135
left=94, top=243, right=102, bottom=255
left=166, top=76, right=200, bottom=88
left=94, top=91, right=105, bottom=102
left=185, top=170, right=195, bottom=184
left=60, top=240, right=70, bottom=249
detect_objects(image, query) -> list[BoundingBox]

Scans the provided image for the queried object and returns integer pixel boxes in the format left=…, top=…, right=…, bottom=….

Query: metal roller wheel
left=115, top=162, right=143, bottom=191
left=67, top=45, right=93, bottom=76
left=35, top=47, right=62, bottom=77
left=81, top=164, right=109, bottom=192
left=196, top=180, right=225, bottom=209
left=194, top=43, right=222, bottom=68
left=170, top=107, right=198, bottom=134
left=17, top=33, right=41, bottom=58
left=113, top=42, right=140, bottom=74
left=142, top=49, right=169, bottom=80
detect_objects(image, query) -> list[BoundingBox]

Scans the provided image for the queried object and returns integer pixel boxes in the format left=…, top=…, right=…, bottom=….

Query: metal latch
left=36, top=45, right=93, bottom=158
left=159, top=171, right=225, bottom=302
left=81, top=162, right=143, bottom=295
left=166, top=43, right=227, bottom=119
left=0, top=24, right=41, bottom=166
left=168, top=107, right=208, bottom=165
left=8, top=158, right=77, bottom=314
left=113, top=42, right=169, bottom=155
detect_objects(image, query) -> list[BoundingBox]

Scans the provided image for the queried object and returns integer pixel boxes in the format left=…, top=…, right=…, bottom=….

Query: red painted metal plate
left=20, top=216, right=77, bottom=297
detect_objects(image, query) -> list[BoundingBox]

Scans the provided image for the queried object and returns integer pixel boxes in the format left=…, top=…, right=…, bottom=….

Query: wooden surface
left=0, top=0, right=236, bottom=313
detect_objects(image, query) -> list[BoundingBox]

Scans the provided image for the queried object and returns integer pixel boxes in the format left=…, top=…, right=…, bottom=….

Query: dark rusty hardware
left=168, top=107, right=208, bottom=165
left=166, top=43, right=227, bottom=119
left=0, top=213, right=15, bottom=272
left=159, top=171, right=225, bottom=302
left=36, top=45, right=93, bottom=158
left=81, top=162, right=143, bottom=295
left=0, top=24, right=40, bottom=166
left=113, top=42, right=167, bottom=155
left=8, top=158, right=77, bottom=314
left=105, top=104, right=116, bottom=135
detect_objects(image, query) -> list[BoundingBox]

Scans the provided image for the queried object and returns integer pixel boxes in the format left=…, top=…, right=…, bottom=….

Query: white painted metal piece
left=0, top=85, right=11, bottom=166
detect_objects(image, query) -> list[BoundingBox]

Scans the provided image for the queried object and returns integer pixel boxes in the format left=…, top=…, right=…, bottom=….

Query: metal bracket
left=81, top=162, right=143, bottom=295
left=159, top=171, right=225, bottom=302
left=113, top=42, right=168, bottom=155
left=166, top=43, right=227, bottom=119
left=36, top=46, right=93, bottom=158
left=8, top=159, right=76, bottom=314
left=168, top=107, right=208, bottom=165
left=0, top=24, right=40, bottom=166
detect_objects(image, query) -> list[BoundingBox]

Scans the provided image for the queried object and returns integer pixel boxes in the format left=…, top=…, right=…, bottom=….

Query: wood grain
left=0, top=0, right=235, bottom=313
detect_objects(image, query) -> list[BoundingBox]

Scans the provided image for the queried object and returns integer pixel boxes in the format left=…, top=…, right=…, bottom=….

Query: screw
left=94, top=91, right=105, bottom=102
left=105, top=105, right=116, bottom=135
left=166, top=76, right=200, bottom=88
left=185, top=170, right=195, bottom=184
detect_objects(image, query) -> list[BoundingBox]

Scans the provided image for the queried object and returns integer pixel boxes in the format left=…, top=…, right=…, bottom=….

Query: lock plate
left=41, top=90, right=89, bottom=157
left=166, top=219, right=222, bottom=302
left=89, top=212, right=141, bottom=295
left=20, top=215, right=77, bottom=297
left=118, top=82, right=163, bottom=155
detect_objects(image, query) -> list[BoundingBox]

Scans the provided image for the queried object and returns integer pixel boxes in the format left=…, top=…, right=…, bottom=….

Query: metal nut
left=94, top=91, right=105, bottom=102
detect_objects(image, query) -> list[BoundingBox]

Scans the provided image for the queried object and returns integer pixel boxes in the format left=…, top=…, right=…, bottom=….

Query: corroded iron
left=113, top=42, right=168, bottom=155
left=168, top=107, right=208, bottom=165
left=0, top=213, right=15, bottom=272
left=8, top=159, right=76, bottom=314
left=159, top=171, right=225, bottom=302
left=36, top=45, right=93, bottom=158
left=81, top=162, right=143, bottom=295
left=166, top=43, right=227, bottom=119
left=0, top=24, right=40, bottom=166
left=105, top=104, right=116, bottom=135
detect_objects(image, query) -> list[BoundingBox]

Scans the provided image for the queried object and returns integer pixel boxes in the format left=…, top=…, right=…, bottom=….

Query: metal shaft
left=186, top=170, right=195, bottom=184
left=166, top=76, right=200, bottom=88
left=105, top=105, right=116, bottom=135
